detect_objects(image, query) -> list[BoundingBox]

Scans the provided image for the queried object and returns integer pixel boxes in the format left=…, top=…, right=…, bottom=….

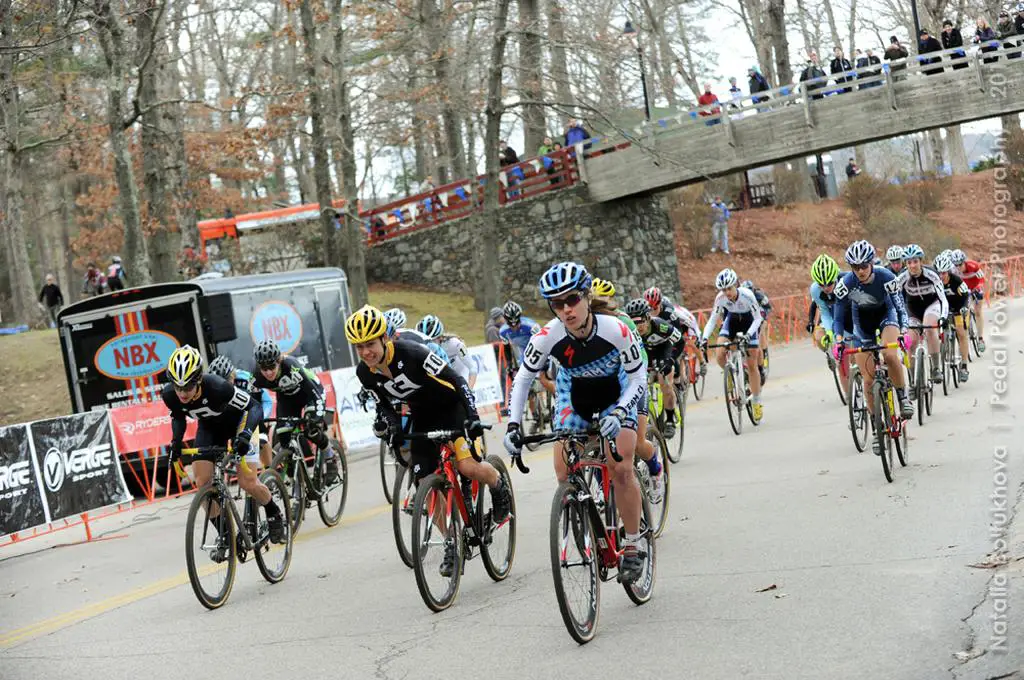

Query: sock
left=929, top=352, right=940, bottom=369
left=752, top=395, right=762, bottom=405
left=623, top=532, right=640, bottom=548
left=263, top=499, right=281, bottom=518
left=645, top=453, right=662, bottom=476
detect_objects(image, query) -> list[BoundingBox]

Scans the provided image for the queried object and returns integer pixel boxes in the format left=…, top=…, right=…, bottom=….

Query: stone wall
left=366, top=188, right=683, bottom=306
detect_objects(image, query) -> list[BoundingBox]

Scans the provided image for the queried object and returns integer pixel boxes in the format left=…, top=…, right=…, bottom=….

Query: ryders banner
left=0, top=425, right=47, bottom=536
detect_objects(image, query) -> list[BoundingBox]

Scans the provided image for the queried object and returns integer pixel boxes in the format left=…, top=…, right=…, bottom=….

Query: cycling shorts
left=195, top=422, right=260, bottom=466
left=907, top=298, right=943, bottom=324
left=970, top=289, right=984, bottom=302
left=406, top=402, right=477, bottom=481
left=552, top=372, right=637, bottom=434
left=719, top=312, right=760, bottom=347
left=853, top=306, right=899, bottom=344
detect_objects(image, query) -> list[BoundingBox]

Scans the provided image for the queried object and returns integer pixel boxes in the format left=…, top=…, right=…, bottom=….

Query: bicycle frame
left=840, top=343, right=904, bottom=439
left=178, top=448, right=262, bottom=554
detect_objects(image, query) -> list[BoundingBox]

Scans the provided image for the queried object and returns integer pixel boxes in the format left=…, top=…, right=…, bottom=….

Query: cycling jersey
left=942, top=272, right=971, bottom=312
left=832, top=267, right=908, bottom=343
left=508, top=314, right=646, bottom=432
left=499, top=317, right=541, bottom=364
left=395, top=328, right=450, bottom=364
left=639, top=317, right=683, bottom=364
left=233, top=369, right=274, bottom=418
left=437, top=336, right=477, bottom=382
left=896, top=266, right=949, bottom=321
left=163, top=374, right=263, bottom=462
left=746, top=285, right=772, bottom=317
left=251, top=355, right=326, bottom=423
left=960, top=260, right=985, bottom=291
left=701, top=288, right=763, bottom=342
left=809, top=280, right=854, bottom=335
left=610, top=311, right=647, bottom=362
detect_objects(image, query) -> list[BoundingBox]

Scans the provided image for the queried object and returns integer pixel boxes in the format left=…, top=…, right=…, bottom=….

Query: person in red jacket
left=953, top=249, right=986, bottom=352
left=697, top=83, right=721, bottom=125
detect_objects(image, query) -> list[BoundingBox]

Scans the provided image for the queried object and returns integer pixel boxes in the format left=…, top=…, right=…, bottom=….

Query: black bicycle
left=840, top=342, right=908, bottom=483
left=176, top=446, right=292, bottom=610
left=267, top=415, right=348, bottom=535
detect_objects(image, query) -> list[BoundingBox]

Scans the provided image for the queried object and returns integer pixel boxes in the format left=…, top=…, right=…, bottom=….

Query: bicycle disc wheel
left=873, top=382, right=894, bottom=483
left=724, top=365, right=743, bottom=436
left=622, top=489, right=657, bottom=605
left=640, top=426, right=670, bottom=538
left=184, top=484, right=236, bottom=610
left=829, top=355, right=847, bottom=406
left=915, top=353, right=926, bottom=427
left=270, top=448, right=305, bottom=536
left=549, top=480, right=600, bottom=644
left=316, top=442, right=348, bottom=527
left=848, top=370, right=868, bottom=453
left=411, top=474, right=463, bottom=612
left=379, top=440, right=397, bottom=504
left=479, top=455, right=517, bottom=582
left=253, top=469, right=293, bottom=584
left=391, top=463, right=416, bottom=568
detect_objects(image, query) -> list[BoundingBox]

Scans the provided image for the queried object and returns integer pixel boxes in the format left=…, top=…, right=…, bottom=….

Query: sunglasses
left=549, top=292, right=585, bottom=311
left=851, top=262, right=873, bottom=271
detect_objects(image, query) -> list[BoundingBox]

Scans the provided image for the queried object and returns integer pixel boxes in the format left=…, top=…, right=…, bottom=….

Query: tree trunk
left=854, top=145, right=868, bottom=174
left=0, top=152, right=38, bottom=323
left=299, top=0, right=339, bottom=267
left=927, top=128, right=945, bottom=172
left=821, top=0, right=843, bottom=52
left=794, top=0, right=814, bottom=60
left=518, top=0, right=545, bottom=153
left=420, top=0, right=467, bottom=181
left=546, top=0, right=574, bottom=126
left=945, top=126, right=970, bottom=175
left=766, top=0, right=793, bottom=85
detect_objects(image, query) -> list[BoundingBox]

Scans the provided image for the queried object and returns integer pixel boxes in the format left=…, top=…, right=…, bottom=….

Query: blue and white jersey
left=499, top=316, right=541, bottom=364
left=809, top=281, right=837, bottom=329
left=831, top=267, right=908, bottom=337
left=234, top=368, right=274, bottom=418
left=701, top=287, right=763, bottom=341
left=395, top=328, right=450, bottom=365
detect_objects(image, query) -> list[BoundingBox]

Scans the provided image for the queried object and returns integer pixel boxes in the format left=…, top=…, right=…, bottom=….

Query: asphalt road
left=1, top=301, right=1022, bottom=680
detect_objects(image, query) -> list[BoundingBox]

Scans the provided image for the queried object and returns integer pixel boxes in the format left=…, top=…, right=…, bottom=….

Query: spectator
left=178, top=244, right=207, bottom=278
left=799, top=51, right=828, bottom=99
left=538, top=136, right=555, bottom=155
left=1016, top=3, right=1024, bottom=34
left=854, top=49, right=868, bottom=89
left=498, top=140, right=518, bottom=167
left=710, top=195, right=731, bottom=255
left=864, top=48, right=882, bottom=86
left=747, top=65, right=771, bottom=110
left=370, top=214, right=388, bottom=240
left=974, top=18, right=999, bottom=63
left=38, top=274, right=63, bottom=328
left=420, top=174, right=435, bottom=192
left=884, top=36, right=909, bottom=79
left=485, top=307, right=504, bottom=344
left=697, top=83, right=722, bottom=125
left=918, top=28, right=944, bottom=74
left=106, top=255, right=126, bottom=291
left=997, top=10, right=1019, bottom=58
left=82, top=262, right=104, bottom=297
left=727, top=76, right=743, bottom=109
left=564, top=119, right=591, bottom=147
left=830, top=46, right=854, bottom=93
left=941, top=20, right=968, bottom=69
left=845, top=158, right=862, bottom=179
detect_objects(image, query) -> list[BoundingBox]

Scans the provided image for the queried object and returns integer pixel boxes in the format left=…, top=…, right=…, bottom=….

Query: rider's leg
left=715, top=345, right=728, bottom=369
left=973, top=292, right=986, bottom=341
left=880, top=325, right=906, bottom=389
left=608, top=427, right=640, bottom=535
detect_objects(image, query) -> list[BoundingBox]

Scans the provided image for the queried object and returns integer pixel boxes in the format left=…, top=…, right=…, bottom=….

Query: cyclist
left=740, top=279, right=772, bottom=384
left=626, top=297, right=684, bottom=440
left=251, top=339, right=341, bottom=483
left=416, top=314, right=478, bottom=389
left=832, top=240, right=913, bottom=451
left=885, top=245, right=905, bottom=276
left=592, top=278, right=664, bottom=503
left=209, top=355, right=275, bottom=468
left=896, top=244, right=947, bottom=384
left=503, top=262, right=647, bottom=583
left=346, top=305, right=510, bottom=577
left=163, top=345, right=285, bottom=549
left=499, top=300, right=553, bottom=405
left=699, top=268, right=765, bottom=421
left=385, top=307, right=450, bottom=363
left=953, top=248, right=986, bottom=353
left=644, top=285, right=707, bottom=378
left=935, top=252, right=971, bottom=383
left=807, top=254, right=854, bottom=395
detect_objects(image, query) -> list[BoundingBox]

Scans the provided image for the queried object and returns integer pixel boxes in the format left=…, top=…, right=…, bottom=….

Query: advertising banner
left=29, top=412, right=131, bottom=523
left=109, top=401, right=198, bottom=454
left=466, top=344, right=504, bottom=408
left=0, top=425, right=47, bottom=536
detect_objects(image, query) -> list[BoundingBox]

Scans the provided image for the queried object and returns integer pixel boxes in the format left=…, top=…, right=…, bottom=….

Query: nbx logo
left=261, top=316, right=293, bottom=341
left=113, top=342, right=160, bottom=369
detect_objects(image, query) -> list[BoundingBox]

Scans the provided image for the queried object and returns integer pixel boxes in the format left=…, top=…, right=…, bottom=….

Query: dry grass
left=0, top=329, right=71, bottom=425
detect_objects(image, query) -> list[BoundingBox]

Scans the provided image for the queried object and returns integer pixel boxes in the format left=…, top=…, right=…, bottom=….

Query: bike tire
left=184, top=484, right=236, bottom=610
left=411, top=474, right=463, bottom=612
left=847, top=369, right=868, bottom=453
left=316, top=442, right=348, bottom=527
left=479, top=455, right=517, bottom=582
left=873, top=381, right=894, bottom=483
left=692, top=364, right=706, bottom=401
left=745, top=369, right=760, bottom=427
left=391, top=463, right=416, bottom=569
left=639, top=426, right=670, bottom=538
left=253, top=469, right=293, bottom=584
left=829, top=355, right=847, bottom=406
left=671, top=383, right=686, bottom=463
left=270, top=448, right=305, bottom=535
left=941, top=337, right=951, bottom=397
left=915, top=351, right=926, bottom=427
left=622, top=487, right=656, bottom=606
left=895, top=415, right=909, bottom=467
left=968, top=310, right=980, bottom=360
left=549, top=480, right=600, bottom=644
left=724, top=365, right=743, bottom=436
left=379, top=440, right=396, bottom=504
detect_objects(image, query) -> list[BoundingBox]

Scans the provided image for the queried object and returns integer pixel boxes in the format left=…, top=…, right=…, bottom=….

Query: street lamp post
left=910, top=0, right=922, bottom=50
left=623, top=20, right=652, bottom=122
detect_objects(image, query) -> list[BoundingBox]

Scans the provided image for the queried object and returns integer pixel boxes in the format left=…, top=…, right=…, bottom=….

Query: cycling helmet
left=811, top=254, right=841, bottom=286
left=625, top=298, right=651, bottom=320
left=416, top=314, right=445, bottom=339
left=740, top=280, right=755, bottom=290
left=345, top=305, right=388, bottom=344
left=502, top=300, right=522, bottom=324
left=643, top=286, right=662, bottom=309
left=166, top=345, right=204, bottom=388
left=844, top=240, right=876, bottom=266
left=885, top=245, right=905, bottom=262
left=208, top=355, right=235, bottom=379
left=951, top=249, right=967, bottom=265
left=538, top=261, right=592, bottom=299
left=383, top=308, right=406, bottom=330
left=715, top=268, right=739, bottom=290
left=112, top=255, right=122, bottom=264
left=903, top=243, right=924, bottom=261
left=933, top=252, right=955, bottom=273
left=591, top=277, right=616, bottom=298
left=254, top=339, right=282, bottom=367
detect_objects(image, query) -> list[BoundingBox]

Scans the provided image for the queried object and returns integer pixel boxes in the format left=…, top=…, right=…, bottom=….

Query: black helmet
left=502, top=301, right=522, bottom=323
left=625, top=298, right=650, bottom=320
left=254, top=340, right=281, bottom=368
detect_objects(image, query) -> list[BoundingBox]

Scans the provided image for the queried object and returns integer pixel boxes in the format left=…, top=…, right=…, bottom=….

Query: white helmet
left=885, top=245, right=905, bottom=261
left=715, top=268, right=739, bottom=290
left=951, top=249, right=967, bottom=265
left=933, top=252, right=955, bottom=273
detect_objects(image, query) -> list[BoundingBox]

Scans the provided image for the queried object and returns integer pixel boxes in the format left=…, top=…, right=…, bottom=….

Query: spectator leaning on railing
left=884, top=36, right=909, bottom=79
left=918, top=28, right=944, bottom=75
left=996, top=10, right=1018, bottom=58
left=941, top=20, right=968, bottom=69
left=697, top=83, right=722, bottom=125
left=747, top=65, right=771, bottom=110
left=974, top=18, right=998, bottom=63
left=830, top=46, right=853, bottom=94
left=799, top=51, right=828, bottom=100
left=564, top=119, right=590, bottom=147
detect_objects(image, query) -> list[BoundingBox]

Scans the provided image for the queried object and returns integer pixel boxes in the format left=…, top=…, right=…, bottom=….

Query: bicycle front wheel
left=270, top=448, right=305, bottom=536
left=641, top=426, right=670, bottom=538
left=479, top=455, right=517, bottom=582
left=253, top=469, right=293, bottom=584
left=941, top=338, right=951, bottom=397
left=391, top=463, right=416, bottom=568
left=316, top=441, right=348, bottom=527
left=724, top=364, right=743, bottom=436
left=968, top=310, right=981, bottom=360
left=670, top=383, right=686, bottom=463
left=915, top=350, right=926, bottom=427
left=379, top=440, right=397, bottom=504
left=550, top=481, right=600, bottom=644
left=411, top=474, right=463, bottom=612
left=873, top=381, right=894, bottom=483
left=848, top=369, right=868, bottom=453
left=184, top=484, right=236, bottom=610
left=829, top=355, right=847, bottom=406
left=692, top=361, right=706, bottom=400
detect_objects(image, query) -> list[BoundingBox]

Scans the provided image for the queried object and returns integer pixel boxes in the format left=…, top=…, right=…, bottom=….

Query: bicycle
left=845, top=363, right=869, bottom=452
left=175, top=446, right=293, bottom=610
left=938, top=319, right=964, bottom=393
left=266, top=415, right=348, bottom=535
left=683, top=340, right=706, bottom=401
left=406, top=425, right=522, bottom=612
left=707, top=337, right=761, bottom=435
left=907, top=324, right=938, bottom=426
left=966, top=294, right=982, bottom=361
left=821, top=335, right=847, bottom=406
left=647, top=366, right=684, bottom=464
left=839, top=342, right=909, bottom=483
left=521, top=425, right=656, bottom=644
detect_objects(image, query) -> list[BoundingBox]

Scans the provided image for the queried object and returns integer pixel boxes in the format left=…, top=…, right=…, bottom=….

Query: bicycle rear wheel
left=637, top=427, right=670, bottom=538
left=317, top=442, right=348, bottom=527
left=411, top=474, right=463, bottom=612
left=828, top=354, right=847, bottom=406
left=253, top=469, right=293, bottom=584
left=550, top=480, right=600, bottom=644
left=940, top=337, right=951, bottom=397
left=873, top=381, right=894, bottom=483
left=671, top=383, right=685, bottom=463
left=270, top=448, right=306, bottom=536
left=915, top=350, right=926, bottom=427
left=379, top=440, right=398, bottom=504
left=848, top=369, right=868, bottom=452
left=968, top=310, right=981, bottom=360
left=391, top=463, right=416, bottom=568
left=622, top=489, right=656, bottom=605
left=691, top=358, right=706, bottom=400
left=895, top=415, right=909, bottom=467
left=479, top=455, right=517, bottom=582
left=184, top=484, right=236, bottom=610
left=724, top=365, right=743, bottom=436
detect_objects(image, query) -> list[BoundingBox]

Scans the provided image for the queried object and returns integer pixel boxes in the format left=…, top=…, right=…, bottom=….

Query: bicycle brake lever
left=607, top=439, right=623, bottom=463
left=512, top=453, right=530, bottom=474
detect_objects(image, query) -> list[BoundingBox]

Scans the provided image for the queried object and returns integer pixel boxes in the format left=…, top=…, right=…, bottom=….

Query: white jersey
left=438, top=336, right=476, bottom=381
left=701, top=288, right=763, bottom=341
left=673, top=306, right=700, bottom=335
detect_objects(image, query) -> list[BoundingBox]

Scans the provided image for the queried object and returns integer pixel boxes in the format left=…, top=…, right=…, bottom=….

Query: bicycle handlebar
left=403, top=424, right=494, bottom=467
left=519, top=425, right=623, bottom=463
left=175, top=445, right=253, bottom=478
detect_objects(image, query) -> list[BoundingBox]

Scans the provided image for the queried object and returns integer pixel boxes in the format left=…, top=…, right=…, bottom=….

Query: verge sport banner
left=0, top=425, right=47, bottom=536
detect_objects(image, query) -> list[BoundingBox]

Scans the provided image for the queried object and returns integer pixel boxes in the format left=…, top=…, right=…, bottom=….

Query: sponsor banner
left=0, top=425, right=48, bottom=536
left=466, top=344, right=503, bottom=408
left=28, top=411, right=131, bottom=523
left=250, top=300, right=303, bottom=354
left=317, top=371, right=336, bottom=411
left=94, top=329, right=179, bottom=381
left=110, top=401, right=198, bottom=453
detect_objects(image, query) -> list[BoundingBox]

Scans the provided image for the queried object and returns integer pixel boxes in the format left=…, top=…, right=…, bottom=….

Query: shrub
left=765, top=234, right=798, bottom=262
left=773, top=164, right=813, bottom=206
left=972, top=157, right=1000, bottom=173
left=901, top=172, right=950, bottom=216
left=863, top=209, right=959, bottom=257
left=843, top=174, right=903, bottom=224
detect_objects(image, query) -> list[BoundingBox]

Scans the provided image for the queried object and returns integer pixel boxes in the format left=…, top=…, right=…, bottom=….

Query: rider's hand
left=833, top=341, right=845, bottom=361
left=599, top=407, right=626, bottom=440
left=169, top=440, right=182, bottom=464
left=372, top=415, right=390, bottom=438
left=233, top=430, right=252, bottom=458
left=465, top=419, right=486, bottom=440
left=805, top=322, right=814, bottom=334
left=503, top=423, right=523, bottom=456
left=938, top=316, right=949, bottom=330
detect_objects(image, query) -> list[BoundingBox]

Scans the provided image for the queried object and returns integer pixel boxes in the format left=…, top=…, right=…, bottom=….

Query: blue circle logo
left=94, top=330, right=181, bottom=380
left=250, top=301, right=303, bottom=353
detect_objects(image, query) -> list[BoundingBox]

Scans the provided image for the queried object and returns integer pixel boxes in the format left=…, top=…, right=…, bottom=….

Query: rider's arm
left=742, top=288, right=764, bottom=337
left=925, top=268, right=949, bottom=319
left=831, top=278, right=850, bottom=338
left=884, top=273, right=909, bottom=329
left=449, top=339, right=477, bottom=380
left=162, top=388, right=187, bottom=446
left=507, top=323, right=555, bottom=426
left=700, top=297, right=725, bottom=342
left=810, top=283, right=834, bottom=329
left=424, top=347, right=480, bottom=421
left=293, top=363, right=327, bottom=418
left=611, top=319, right=648, bottom=414
left=355, top=365, right=399, bottom=422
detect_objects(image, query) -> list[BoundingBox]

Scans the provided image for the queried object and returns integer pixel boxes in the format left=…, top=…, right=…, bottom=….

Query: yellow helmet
left=345, top=304, right=388, bottom=344
left=166, top=345, right=204, bottom=387
left=591, top=277, right=616, bottom=298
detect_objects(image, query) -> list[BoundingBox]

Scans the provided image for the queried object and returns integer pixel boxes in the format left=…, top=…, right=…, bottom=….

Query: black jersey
left=357, top=339, right=477, bottom=420
left=162, top=374, right=263, bottom=443
left=942, top=272, right=970, bottom=312
left=896, top=266, right=947, bottom=310
left=640, top=317, right=683, bottom=362
left=251, top=355, right=325, bottom=417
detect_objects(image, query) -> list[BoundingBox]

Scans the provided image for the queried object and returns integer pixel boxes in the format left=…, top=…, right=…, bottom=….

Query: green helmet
left=811, top=253, right=841, bottom=286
